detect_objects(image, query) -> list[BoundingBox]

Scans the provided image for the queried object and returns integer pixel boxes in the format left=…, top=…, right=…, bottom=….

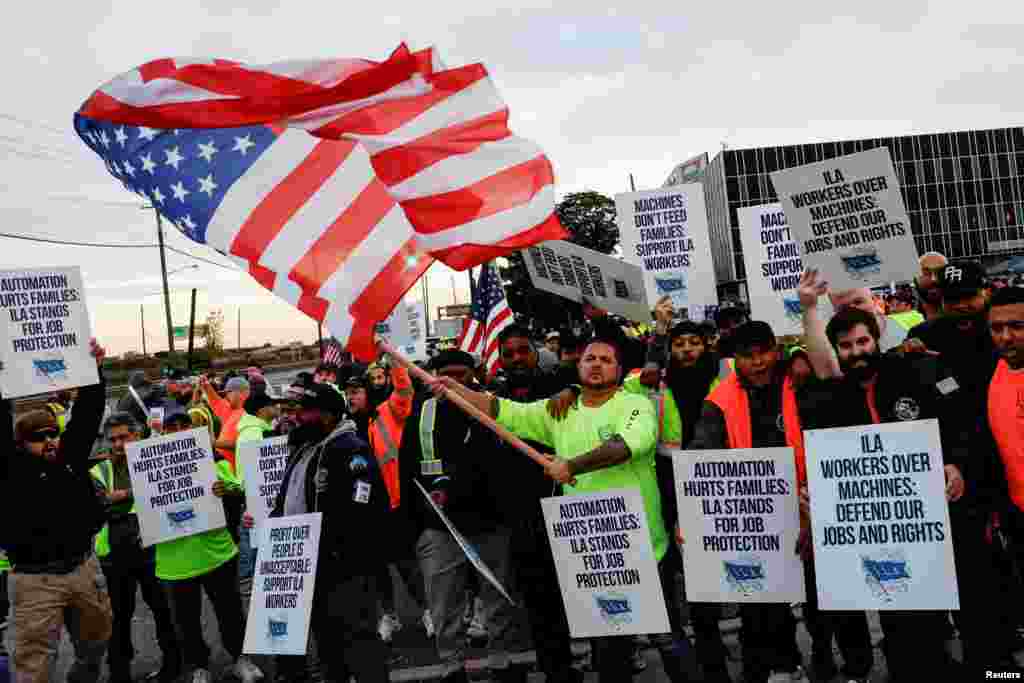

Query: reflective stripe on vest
left=418, top=398, right=444, bottom=476
left=372, top=409, right=401, bottom=466
left=47, top=403, right=67, bottom=434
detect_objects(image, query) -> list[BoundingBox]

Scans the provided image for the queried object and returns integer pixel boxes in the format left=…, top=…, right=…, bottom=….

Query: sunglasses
left=27, top=429, right=60, bottom=443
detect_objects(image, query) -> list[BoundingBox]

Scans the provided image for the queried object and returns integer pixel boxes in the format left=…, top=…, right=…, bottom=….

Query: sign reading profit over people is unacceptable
left=804, top=420, right=959, bottom=610
left=614, top=186, right=717, bottom=322
left=541, top=488, right=670, bottom=638
left=770, top=147, right=919, bottom=291
left=0, top=266, right=99, bottom=398
left=674, top=448, right=806, bottom=603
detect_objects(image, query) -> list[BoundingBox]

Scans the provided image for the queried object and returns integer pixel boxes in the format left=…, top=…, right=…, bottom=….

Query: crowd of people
left=3, top=249, right=1024, bottom=683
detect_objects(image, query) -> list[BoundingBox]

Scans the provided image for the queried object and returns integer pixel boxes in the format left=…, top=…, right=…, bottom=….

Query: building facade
left=698, top=126, right=1024, bottom=299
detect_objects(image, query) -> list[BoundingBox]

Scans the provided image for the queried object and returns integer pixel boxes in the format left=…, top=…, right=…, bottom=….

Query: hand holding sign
left=797, top=269, right=828, bottom=312
left=944, top=464, right=964, bottom=502
left=653, top=296, right=675, bottom=334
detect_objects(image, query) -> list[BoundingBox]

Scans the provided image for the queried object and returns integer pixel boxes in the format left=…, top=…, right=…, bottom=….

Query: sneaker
left=233, top=656, right=264, bottom=683
left=378, top=613, right=402, bottom=643
left=191, top=670, right=211, bottom=683
left=422, top=609, right=436, bottom=638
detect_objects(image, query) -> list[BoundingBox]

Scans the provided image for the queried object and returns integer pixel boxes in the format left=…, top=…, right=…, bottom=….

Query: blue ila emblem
left=724, top=556, right=766, bottom=595
left=782, top=297, right=802, bottom=322
left=861, top=550, right=911, bottom=602
left=594, top=593, right=633, bottom=630
left=268, top=614, right=288, bottom=640
left=166, top=507, right=197, bottom=530
left=655, top=275, right=687, bottom=295
left=33, top=356, right=68, bottom=383
left=840, top=247, right=882, bottom=281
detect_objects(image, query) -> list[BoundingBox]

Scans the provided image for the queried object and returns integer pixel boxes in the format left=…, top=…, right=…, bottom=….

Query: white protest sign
left=673, top=449, right=805, bottom=603
left=541, top=488, right=670, bottom=638
left=126, top=427, right=227, bottom=546
left=521, top=240, right=649, bottom=323
left=241, top=436, right=290, bottom=531
left=0, top=266, right=99, bottom=398
left=415, top=480, right=514, bottom=604
left=737, top=204, right=822, bottom=336
left=614, top=186, right=718, bottom=321
left=244, top=512, right=322, bottom=655
left=377, top=298, right=428, bottom=363
left=770, top=147, right=919, bottom=291
left=805, top=420, right=958, bottom=610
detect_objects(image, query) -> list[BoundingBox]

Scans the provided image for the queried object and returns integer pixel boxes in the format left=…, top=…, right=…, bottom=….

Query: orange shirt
left=208, top=392, right=243, bottom=472
left=988, top=359, right=1024, bottom=511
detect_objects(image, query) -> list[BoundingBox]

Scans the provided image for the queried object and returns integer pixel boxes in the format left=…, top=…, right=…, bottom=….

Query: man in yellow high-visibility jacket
left=91, top=412, right=181, bottom=683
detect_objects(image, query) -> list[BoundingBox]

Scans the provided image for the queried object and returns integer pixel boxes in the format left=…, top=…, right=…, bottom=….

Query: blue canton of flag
left=73, top=116, right=276, bottom=247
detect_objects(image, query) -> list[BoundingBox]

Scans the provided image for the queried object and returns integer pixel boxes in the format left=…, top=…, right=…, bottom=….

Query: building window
left=742, top=149, right=757, bottom=173
left=841, top=141, right=858, bottom=156
left=940, top=158, right=955, bottom=180
left=975, top=131, right=991, bottom=155
left=747, top=175, right=761, bottom=202
left=948, top=208, right=962, bottom=231
left=783, top=146, right=799, bottom=168
left=999, top=178, right=1016, bottom=204
left=955, top=132, right=973, bottom=155
left=920, top=135, right=934, bottom=159
left=914, top=235, right=928, bottom=255
left=963, top=182, right=978, bottom=205
left=937, top=133, right=953, bottom=157
left=948, top=232, right=964, bottom=258
left=959, top=157, right=974, bottom=181
left=724, top=153, right=739, bottom=177
left=925, top=184, right=939, bottom=207
left=900, top=138, right=916, bottom=159
left=726, top=177, right=740, bottom=202
left=903, top=186, right=919, bottom=212
left=943, top=182, right=958, bottom=207
left=998, top=154, right=1012, bottom=178
left=1012, top=128, right=1024, bottom=149
left=982, top=181, right=996, bottom=205
left=923, top=160, right=937, bottom=185
left=979, top=155, right=994, bottom=180
left=902, top=162, right=917, bottom=185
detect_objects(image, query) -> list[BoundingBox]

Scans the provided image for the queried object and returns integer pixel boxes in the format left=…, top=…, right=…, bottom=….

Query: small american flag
left=74, top=44, right=565, bottom=360
left=457, top=263, right=512, bottom=376
left=321, top=337, right=344, bottom=366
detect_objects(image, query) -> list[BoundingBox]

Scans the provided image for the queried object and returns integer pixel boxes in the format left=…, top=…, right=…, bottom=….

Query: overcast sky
left=3, top=1, right=1023, bottom=354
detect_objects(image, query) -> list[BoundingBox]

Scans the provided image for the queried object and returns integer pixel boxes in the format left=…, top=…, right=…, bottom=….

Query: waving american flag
left=457, top=263, right=512, bottom=376
left=74, top=44, right=565, bottom=359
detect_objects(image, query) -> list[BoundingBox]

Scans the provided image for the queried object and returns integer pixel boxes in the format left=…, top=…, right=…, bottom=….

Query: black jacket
left=798, top=353, right=1001, bottom=512
left=690, top=368, right=790, bottom=451
left=398, top=391, right=504, bottom=537
left=0, top=373, right=107, bottom=568
left=270, top=419, right=390, bottom=580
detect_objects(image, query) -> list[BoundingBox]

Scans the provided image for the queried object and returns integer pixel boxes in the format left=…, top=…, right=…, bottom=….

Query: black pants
left=277, top=571, right=387, bottom=683
left=163, top=557, right=244, bottom=670
left=737, top=603, right=802, bottom=683
left=651, top=544, right=703, bottom=683
left=102, top=557, right=180, bottom=678
left=801, top=556, right=873, bottom=678
left=688, top=602, right=730, bottom=682
left=375, top=553, right=425, bottom=613
left=509, top=510, right=577, bottom=683
left=877, top=610, right=948, bottom=681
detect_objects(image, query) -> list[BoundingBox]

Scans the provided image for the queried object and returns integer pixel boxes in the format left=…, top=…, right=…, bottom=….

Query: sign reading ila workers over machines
left=126, top=427, right=227, bottom=547
left=541, top=488, right=670, bottom=638
left=614, top=186, right=718, bottom=322
left=769, top=147, right=919, bottom=291
left=674, top=448, right=806, bottom=603
left=0, top=266, right=99, bottom=398
left=244, top=512, right=322, bottom=655
left=804, top=420, right=959, bottom=611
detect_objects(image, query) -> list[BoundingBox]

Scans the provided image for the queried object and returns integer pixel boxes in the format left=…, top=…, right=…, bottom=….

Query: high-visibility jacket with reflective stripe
left=47, top=403, right=67, bottom=434
left=90, top=458, right=136, bottom=558
left=368, top=366, right=413, bottom=508
left=888, top=310, right=925, bottom=332
left=624, top=358, right=734, bottom=453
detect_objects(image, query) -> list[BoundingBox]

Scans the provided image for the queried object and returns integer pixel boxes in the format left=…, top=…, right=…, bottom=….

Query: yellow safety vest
left=90, top=459, right=136, bottom=558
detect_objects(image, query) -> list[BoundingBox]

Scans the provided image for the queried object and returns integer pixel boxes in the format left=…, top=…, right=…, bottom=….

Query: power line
left=0, top=231, right=236, bottom=270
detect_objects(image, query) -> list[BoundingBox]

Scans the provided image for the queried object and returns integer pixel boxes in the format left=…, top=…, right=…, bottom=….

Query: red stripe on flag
left=229, top=139, right=357, bottom=263
left=401, top=155, right=553, bottom=235
left=138, top=59, right=177, bottom=83
left=288, top=177, right=396, bottom=296
left=346, top=239, right=434, bottom=361
left=466, top=323, right=484, bottom=354
left=312, top=63, right=488, bottom=137
left=371, top=109, right=510, bottom=186
left=430, top=212, right=568, bottom=270
left=248, top=262, right=277, bottom=291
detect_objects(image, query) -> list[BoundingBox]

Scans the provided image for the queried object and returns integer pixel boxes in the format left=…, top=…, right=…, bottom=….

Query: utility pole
left=317, top=321, right=324, bottom=358
left=187, top=288, right=197, bottom=371
left=154, top=209, right=175, bottom=356
left=237, top=308, right=241, bottom=350
left=629, top=173, right=637, bottom=192
left=140, top=304, right=147, bottom=356
left=421, top=268, right=431, bottom=337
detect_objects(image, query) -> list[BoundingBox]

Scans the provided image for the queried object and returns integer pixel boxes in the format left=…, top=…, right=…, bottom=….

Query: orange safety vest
left=706, top=372, right=807, bottom=487
left=988, top=359, right=1024, bottom=512
left=369, top=403, right=404, bottom=509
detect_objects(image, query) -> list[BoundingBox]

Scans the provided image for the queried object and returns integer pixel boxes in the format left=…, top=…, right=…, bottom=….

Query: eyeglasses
left=989, top=321, right=1024, bottom=335
left=27, top=429, right=60, bottom=443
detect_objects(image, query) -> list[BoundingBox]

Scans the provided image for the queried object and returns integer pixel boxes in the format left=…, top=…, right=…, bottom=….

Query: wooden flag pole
left=378, top=341, right=550, bottom=469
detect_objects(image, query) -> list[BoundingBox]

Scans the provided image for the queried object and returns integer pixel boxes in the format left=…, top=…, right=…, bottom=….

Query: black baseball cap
left=938, top=262, right=987, bottom=300
left=244, top=392, right=283, bottom=415
left=730, top=321, right=777, bottom=354
left=429, top=349, right=476, bottom=372
left=297, top=383, right=347, bottom=416
left=345, top=376, right=367, bottom=390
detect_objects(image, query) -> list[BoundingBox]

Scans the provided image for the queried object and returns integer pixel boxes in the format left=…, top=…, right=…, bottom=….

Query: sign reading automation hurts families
left=0, top=266, right=98, bottom=398
left=770, top=147, right=919, bottom=291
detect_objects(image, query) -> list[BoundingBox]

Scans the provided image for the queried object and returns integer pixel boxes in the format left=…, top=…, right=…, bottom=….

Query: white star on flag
left=232, top=135, right=255, bottom=155
left=137, top=127, right=158, bottom=142
left=139, top=153, right=156, bottom=174
left=170, top=180, right=190, bottom=202
left=122, top=160, right=135, bottom=177
left=114, top=127, right=128, bottom=147
left=197, top=173, right=217, bottom=197
left=151, top=187, right=166, bottom=204
left=164, top=146, right=184, bottom=170
left=99, top=130, right=111, bottom=148
left=197, top=141, right=217, bottom=162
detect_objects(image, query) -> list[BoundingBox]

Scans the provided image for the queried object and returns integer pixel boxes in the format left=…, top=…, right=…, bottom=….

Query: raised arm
left=386, top=364, right=414, bottom=422
left=798, top=269, right=842, bottom=379
left=60, top=339, right=108, bottom=471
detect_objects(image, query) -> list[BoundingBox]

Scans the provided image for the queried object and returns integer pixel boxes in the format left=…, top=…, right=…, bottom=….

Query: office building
left=695, top=126, right=1024, bottom=300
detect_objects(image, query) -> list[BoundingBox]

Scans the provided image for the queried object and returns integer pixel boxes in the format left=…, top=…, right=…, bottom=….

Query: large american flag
left=457, top=263, right=512, bottom=376
left=74, top=44, right=565, bottom=360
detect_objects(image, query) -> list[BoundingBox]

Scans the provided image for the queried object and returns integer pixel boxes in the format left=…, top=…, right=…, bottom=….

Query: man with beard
left=269, top=382, right=390, bottom=682
left=433, top=335, right=700, bottom=683
left=688, top=322, right=806, bottom=683
left=797, top=305, right=1013, bottom=679
left=398, top=350, right=520, bottom=683
left=491, top=326, right=576, bottom=682
left=915, top=252, right=948, bottom=322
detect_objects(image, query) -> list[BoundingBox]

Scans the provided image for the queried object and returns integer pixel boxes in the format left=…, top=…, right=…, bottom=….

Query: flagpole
left=379, top=341, right=549, bottom=468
